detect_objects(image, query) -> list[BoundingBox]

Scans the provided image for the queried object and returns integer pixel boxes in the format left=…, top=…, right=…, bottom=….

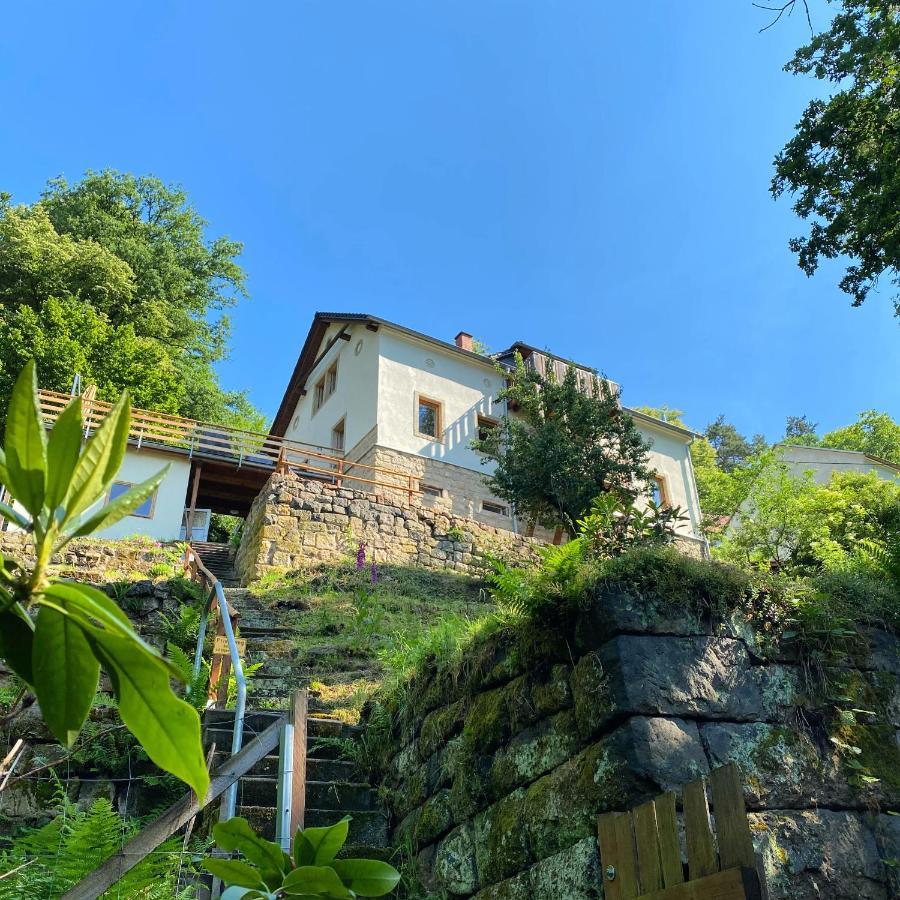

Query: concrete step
left=237, top=806, right=389, bottom=846
left=236, top=777, right=376, bottom=811
left=213, top=752, right=357, bottom=782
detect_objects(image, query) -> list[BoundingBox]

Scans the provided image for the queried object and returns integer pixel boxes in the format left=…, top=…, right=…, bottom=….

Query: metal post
left=275, top=719, right=295, bottom=851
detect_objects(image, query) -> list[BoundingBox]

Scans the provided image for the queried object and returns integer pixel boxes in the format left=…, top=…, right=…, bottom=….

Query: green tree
left=717, top=456, right=900, bottom=572
left=820, top=410, right=900, bottom=464
left=772, top=1, right=900, bottom=316
left=782, top=414, right=820, bottom=446
left=473, top=357, right=652, bottom=532
left=0, top=172, right=263, bottom=429
left=705, top=415, right=767, bottom=472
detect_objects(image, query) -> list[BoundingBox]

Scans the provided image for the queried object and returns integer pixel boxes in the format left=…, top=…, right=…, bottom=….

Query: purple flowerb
left=370, top=561, right=378, bottom=585
left=356, top=543, right=366, bottom=570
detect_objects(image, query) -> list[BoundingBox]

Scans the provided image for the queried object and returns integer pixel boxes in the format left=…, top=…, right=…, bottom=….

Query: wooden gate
left=597, top=763, right=765, bottom=900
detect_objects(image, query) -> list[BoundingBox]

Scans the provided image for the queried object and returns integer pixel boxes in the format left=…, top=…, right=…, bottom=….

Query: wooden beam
left=365, top=322, right=379, bottom=331
left=60, top=716, right=284, bottom=900
left=634, top=866, right=761, bottom=900
left=289, top=689, right=308, bottom=835
left=185, top=462, right=202, bottom=540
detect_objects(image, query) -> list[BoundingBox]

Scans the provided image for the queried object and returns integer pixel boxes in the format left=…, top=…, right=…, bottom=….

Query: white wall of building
left=634, top=420, right=703, bottom=538
left=284, top=322, right=380, bottom=455
left=93, top=447, right=191, bottom=541
left=376, top=330, right=504, bottom=471
left=778, top=445, right=899, bottom=485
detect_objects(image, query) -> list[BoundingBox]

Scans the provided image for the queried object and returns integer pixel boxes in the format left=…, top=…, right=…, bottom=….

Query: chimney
left=455, top=331, right=473, bottom=352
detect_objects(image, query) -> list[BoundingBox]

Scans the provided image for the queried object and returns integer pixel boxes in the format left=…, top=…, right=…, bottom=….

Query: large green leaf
left=331, top=859, right=402, bottom=897
left=66, top=467, right=168, bottom=540
left=213, top=817, right=287, bottom=886
left=220, top=889, right=274, bottom=900
left=294, top=817, right=350, bottom=867
left=4, top=361, right=47, bottom=516
left=282, top=866, right=352, bottom=898
left=45, top=396, right=83, bottom=514
left=86, top=626, right=208, bottom=799
left=32, top=606, right=99, bottom=746
left=0, top=447, right=10, bottom=488
left=201, top=859, right=266, bottom=889
left=61, top=392, right=130, bottom=525
left=0, top=604, right=35, bottom=685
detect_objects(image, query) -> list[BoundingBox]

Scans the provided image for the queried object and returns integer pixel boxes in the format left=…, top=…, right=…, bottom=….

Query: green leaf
left=0, top=500, right=29, bottom=531
left=32, top=606, right=99, bottom=746
left=0, top=446, right=10, bottom=487
left=201, top=859, right=266, bottom=889
left=220, top=889, right=271, bottom=900
left=282, top=866, right=352, bottom=898
left=86, top=625, right=208, bottom=799
left=4, top=361, right=47, bottom=516
left=45, top=397, right=83, bottom=514
left=294, top=817, right=350, bottom=867
left=61, top=392, right=130, bottom=526
left=212, top=817, right=287, bottom=886
left=0, top=604, right=35, bottom=685
left=331, top=859, right=402, bottom=897
left=66, top=467, right=168, bottom=540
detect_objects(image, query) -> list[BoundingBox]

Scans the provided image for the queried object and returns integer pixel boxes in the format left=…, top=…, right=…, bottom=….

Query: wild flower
left=356, top=543, right=367, bottom=569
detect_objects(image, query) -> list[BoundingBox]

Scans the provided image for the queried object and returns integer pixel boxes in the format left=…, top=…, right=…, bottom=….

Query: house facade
left=775, top=444, right=900, bottom=485
left=270, top=313, right=705, bottom=542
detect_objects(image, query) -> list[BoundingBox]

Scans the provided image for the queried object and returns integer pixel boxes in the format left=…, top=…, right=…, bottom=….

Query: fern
left=0, top=782, right=198, bottom=898
left=857, top=534, right=900, bottom=591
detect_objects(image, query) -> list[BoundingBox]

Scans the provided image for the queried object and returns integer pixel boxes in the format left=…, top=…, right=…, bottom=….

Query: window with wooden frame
left=416, top=395, right=442, bottom=440
left=312, top=360, right=339, bottom=415
left=476, top=414, right=499, bottom=443
left=651, top=474, right=671, bottom=508
left=331, top=418, right=345, bottom=452
left=108, top=481, right=156, bottom=518
left=481, top=499, right=508, bottom=516
left=421, top=483, right=444, bottom=498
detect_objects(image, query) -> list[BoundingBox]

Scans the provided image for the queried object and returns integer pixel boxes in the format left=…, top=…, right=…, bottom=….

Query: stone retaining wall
left=235, top=470, right=541, bottom=583
left=370, top=591, right=900, bottom=899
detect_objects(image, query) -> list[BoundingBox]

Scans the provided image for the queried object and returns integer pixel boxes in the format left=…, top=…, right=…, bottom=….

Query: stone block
left=701, top=721, right=855, bottom=809
left=599, top=635, right=799, bottom=722
left=473, top=789, right=531, bottom=886
left=434, top=823, right=479, bottom=896
left=752, top=809, right=889, bottom=900
left=527, top=835, right=602, bottom=899
left=489, top=710, right=581, bottom=799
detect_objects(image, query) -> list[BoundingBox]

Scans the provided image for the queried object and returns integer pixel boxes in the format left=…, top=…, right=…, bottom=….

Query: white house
left=775, top=444, right=900, bottom=485
left=270, top=313, right=705, bottom=542
left=15, top=312, right=705, bottom=549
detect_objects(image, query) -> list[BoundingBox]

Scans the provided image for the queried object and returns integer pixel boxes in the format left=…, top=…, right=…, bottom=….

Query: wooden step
left=235, top=777, right=376, bottom=811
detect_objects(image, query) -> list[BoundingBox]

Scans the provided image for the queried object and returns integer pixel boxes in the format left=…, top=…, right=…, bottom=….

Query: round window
left=425, top=358, right=435, bottom=369
left=354, top=340, right=364, bottom=356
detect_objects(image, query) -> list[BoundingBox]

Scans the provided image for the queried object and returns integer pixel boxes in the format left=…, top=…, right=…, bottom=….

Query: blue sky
left=1, top=1, right=897, bottom=439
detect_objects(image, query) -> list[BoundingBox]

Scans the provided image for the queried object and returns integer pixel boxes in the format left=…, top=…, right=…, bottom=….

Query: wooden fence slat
left=613, top=811, right=640, bottom=899
left=653, top=791, right=684, bottom=887
left=597, top=813, right=623, bottom=900
left=709, top=764, right=756, bottom=871
left=632, top=800, right=663, bottom=894
left=634, top=866, right=761, bottom=900
left=289, top=688, right=308, bottom=835
left=683, top=777, right=719, bottom=880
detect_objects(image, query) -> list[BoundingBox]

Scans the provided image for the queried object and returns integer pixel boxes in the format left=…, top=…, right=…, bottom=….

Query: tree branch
left=753, top=0, right=813, bottom=34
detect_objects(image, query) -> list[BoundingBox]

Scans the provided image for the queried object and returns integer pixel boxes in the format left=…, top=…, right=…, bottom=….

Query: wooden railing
left=38, top=388, right=422, bottom=501
left=597, top=763, right=765, bottom=900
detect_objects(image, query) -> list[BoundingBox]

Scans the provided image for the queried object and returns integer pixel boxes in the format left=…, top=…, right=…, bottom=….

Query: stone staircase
left=193, top=541, right=240, bottom=587
left=202, top=586, right=390, bottom=858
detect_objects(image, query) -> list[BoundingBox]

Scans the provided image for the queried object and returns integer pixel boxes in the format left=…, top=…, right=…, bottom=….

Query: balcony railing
left=37, top=388, right=421, bottom=502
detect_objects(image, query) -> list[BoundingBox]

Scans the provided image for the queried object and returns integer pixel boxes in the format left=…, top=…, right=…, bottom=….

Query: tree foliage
left=0, top=172, right=264, bottom=429
left=473, top=358, right=652, bottom=532
left=704, top=414, right=767, bottom=472
left=773, top=1, right=900, bottom=316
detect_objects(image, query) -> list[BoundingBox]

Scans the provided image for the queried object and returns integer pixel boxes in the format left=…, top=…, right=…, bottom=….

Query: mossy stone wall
left=235, top=471, right=540, bottom=582
left=370, top=592, right=900, bottom=900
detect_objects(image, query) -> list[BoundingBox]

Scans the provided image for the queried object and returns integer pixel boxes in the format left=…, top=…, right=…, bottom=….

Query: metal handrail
left=183, top=544, right=247, bottom=822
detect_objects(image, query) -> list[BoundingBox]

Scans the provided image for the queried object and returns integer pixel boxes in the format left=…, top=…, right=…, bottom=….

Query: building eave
left=625, top=408, right=699, bottom=441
